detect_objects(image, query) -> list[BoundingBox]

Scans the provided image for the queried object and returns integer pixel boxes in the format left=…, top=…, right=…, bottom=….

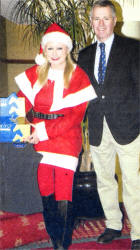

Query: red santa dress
left=15, top=64, right=97, bottom=201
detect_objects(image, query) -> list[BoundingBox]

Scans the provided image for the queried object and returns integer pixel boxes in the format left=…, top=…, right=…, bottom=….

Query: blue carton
left=0, top=92, right=18, bottom=122
left=0, top=93, right=30, bottom=142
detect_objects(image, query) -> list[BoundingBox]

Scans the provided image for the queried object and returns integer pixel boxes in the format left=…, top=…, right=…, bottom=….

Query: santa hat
left=35, top=23, right=73, bottom=65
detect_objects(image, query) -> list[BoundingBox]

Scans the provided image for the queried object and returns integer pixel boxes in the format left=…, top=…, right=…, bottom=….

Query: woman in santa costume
left=15, top=23, right=97, bottom=249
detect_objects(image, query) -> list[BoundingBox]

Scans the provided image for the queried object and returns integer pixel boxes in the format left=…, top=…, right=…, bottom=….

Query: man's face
left=91, top=6, right=117, bottom=42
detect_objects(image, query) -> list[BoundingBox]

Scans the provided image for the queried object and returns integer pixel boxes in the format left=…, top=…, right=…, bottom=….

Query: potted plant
left=12, top=0, right=95, bottom=54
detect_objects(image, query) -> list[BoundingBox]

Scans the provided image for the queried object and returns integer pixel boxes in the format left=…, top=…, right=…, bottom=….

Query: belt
left=32, top=109, right=64, bottom=120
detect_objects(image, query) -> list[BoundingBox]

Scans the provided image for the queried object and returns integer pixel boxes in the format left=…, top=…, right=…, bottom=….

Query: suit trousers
left=90, top=118, right=140, bottom=240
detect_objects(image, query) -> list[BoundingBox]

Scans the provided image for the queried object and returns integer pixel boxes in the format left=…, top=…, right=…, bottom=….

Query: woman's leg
left=38, top=163, right=75, bottom=249
left=56, top=200, right=74, bottom=249
left=54, top=167, right=75, bottom=249
left=42, top=195, right=60, bottom=249
left=37, top=163, right=54, bottom=197
left=38, top=163, right=60, bottom=249
left=42, top=197, right=74, bottom=250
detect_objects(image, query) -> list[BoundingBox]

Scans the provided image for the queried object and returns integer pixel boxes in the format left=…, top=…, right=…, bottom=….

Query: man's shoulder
left=115, top=34, right=139, bottom=46
left=79, top=43, right=96, bottom=55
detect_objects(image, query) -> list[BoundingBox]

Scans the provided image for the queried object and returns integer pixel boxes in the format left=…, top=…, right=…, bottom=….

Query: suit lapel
left=88, top=43, right=99, bottom=86
left=104, top=35, right=122, bottom=84
left=89, top=43, right=104, bottom=96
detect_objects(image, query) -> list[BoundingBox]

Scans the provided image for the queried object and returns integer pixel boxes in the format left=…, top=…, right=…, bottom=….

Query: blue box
left=0, top=93, right=30, bottom=142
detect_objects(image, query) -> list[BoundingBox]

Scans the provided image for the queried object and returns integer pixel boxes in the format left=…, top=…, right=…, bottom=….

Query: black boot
left=42, top=195, right=60, bottom=249
left=42, top=196, right=74, bottom=250
left=57, top=200, right=75, bottom=250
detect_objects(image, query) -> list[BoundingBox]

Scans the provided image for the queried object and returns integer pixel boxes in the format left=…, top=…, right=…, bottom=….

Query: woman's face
left=45, top=42, right=68, bottom=70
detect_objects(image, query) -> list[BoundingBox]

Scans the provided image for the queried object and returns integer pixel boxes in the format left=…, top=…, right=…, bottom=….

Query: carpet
left=33, top=238, right=131, bottom=250
left=0, top=211, right=49, bottom=249
left=1, top=205, right=131, bottom=249
left=19, top=216, right=130, bottom=250
left=31, top=238, right=131, bottom=250
left=69, top=239, right=131, bottom=250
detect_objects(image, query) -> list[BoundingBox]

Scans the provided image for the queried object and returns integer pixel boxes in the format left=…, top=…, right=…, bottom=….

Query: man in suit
left=78, top=1, right=140, bottom=249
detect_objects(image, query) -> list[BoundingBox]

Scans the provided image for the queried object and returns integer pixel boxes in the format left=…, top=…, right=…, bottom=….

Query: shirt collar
left=97, top=33, right=114, bottom=48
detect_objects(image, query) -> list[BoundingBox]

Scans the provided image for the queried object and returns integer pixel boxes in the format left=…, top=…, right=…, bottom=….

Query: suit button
left=102, top=95, right=105, bottom=99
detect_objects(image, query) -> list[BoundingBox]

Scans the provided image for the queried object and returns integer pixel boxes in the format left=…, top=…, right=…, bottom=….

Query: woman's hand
left=24, top=124, right=39, bottom=144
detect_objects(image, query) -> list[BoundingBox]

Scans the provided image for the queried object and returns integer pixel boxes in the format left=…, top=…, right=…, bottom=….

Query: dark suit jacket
left=78, top=34, right=140, bottom=146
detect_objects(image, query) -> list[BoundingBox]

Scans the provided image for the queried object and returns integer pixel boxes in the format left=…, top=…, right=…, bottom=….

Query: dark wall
left=0, top=16, right=8, bottom=97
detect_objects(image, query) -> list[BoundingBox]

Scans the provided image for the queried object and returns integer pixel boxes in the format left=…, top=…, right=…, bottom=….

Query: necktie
left=98, top=43, right=106, bottom=84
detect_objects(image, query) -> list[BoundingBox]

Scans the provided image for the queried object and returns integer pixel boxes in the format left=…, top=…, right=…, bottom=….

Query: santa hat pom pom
left=35, top=53, right=46, bottom=65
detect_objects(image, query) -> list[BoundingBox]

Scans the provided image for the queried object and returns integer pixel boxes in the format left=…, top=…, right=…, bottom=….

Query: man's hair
left=90, top=0, right=116, bottom=19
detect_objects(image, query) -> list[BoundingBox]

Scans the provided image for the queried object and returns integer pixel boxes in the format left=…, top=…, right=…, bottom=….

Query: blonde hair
left=37, top=53, right=75, bottom=89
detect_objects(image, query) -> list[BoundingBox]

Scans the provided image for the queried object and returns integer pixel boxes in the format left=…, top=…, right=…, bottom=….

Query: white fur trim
left=62, top=85, right=97, bottom=108
left=48, top=68, right=64, bottom=111
left=32, top=81, right=42, bottom=100
left=41, top=32, right=72, bottom=52
left=35, top=53, right=46, bottom=65
left=36, top=121, right=49, bottom=141
left=15, top=67, right=97, bottom=112
left=15, top=72, right=34, bottom=105
left=47, top=67, right=97, bottom=111
left=15, top=72, right=42, bottom=105
left=39, top=151, right=78, bottom=171
left=50, top=84, right=97, bottom=111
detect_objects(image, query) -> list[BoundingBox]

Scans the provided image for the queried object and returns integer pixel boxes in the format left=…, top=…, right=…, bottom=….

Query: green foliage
left=12, top=0, right=96, bottom=53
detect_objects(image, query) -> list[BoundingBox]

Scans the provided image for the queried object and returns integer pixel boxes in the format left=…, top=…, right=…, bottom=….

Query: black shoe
left=131, top=240, right=140, bottom=250
left=97, top=228, right=121, bottom=244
